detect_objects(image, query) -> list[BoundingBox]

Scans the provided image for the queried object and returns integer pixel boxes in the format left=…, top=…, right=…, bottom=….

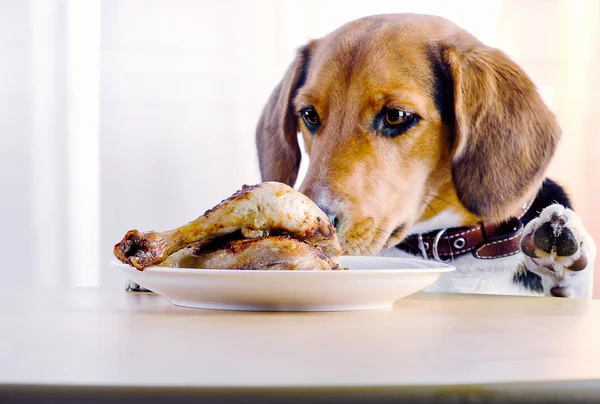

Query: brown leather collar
left=397, top=199, right=533, bottom=262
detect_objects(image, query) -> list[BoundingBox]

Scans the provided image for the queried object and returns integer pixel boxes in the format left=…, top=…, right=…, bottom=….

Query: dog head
left=255, top=14, right=560, bottom=255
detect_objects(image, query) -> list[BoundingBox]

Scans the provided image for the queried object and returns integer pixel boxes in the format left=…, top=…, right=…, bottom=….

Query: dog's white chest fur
left=381, top=247, right=538, bottom=296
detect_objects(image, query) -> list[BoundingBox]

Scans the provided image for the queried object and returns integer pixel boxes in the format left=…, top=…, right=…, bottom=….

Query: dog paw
left=521, top=204, right=596, bottom=298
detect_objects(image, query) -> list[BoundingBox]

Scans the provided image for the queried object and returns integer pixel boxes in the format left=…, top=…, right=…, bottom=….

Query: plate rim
left=110, top=256, right=455, bottom=275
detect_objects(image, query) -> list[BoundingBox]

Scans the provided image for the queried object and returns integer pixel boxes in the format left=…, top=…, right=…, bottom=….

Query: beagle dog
left=255, top=13, right=596, bottom=298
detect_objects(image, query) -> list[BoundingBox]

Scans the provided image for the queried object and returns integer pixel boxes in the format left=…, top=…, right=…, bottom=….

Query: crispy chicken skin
left=160, top=236, right=340, bottom=270
left=114, top=182, right=343, bottom=270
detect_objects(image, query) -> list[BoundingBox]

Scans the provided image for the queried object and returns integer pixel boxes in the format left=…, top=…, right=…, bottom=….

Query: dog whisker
left=424, top=194, right=463, bottom=211
left=361, top=228, right=390, bottom=246
left=357, top=234, right=376, bottom=256
left=374, top=228, right=397, bottom=249
left=346, top=238, right=365, bottom=257
left=423, top=200, right=439, bottom=216
left=374, top=227, right=393, bottom=236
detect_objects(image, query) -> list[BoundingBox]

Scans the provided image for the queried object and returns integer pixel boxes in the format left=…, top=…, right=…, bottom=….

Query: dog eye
left=378, top=107, right=420, bottom=137
left=300, top=108, right=320, bottom=131
left=384, top=109, right=410, bottom=126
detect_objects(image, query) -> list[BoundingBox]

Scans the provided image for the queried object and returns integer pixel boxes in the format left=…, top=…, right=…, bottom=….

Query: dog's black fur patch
left=521, top=178, right=573, bottom=226
left=428, top=45, right=456, bottom=127
left=292, top=45, right=312, bottom=100
left=513, top=264, right=544, bottom=293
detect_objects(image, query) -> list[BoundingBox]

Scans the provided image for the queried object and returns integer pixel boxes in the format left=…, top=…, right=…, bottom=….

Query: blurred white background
left=1, top=0, right=599, bottom=294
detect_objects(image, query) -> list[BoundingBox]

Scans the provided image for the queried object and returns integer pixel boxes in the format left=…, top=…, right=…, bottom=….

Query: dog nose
left=317, top=204, right=340, bottom=230
left=327, top=212, right=339, bottom=230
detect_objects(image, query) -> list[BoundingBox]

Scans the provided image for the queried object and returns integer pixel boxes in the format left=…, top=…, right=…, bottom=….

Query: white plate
left=111, top=256, right=454, bottom=312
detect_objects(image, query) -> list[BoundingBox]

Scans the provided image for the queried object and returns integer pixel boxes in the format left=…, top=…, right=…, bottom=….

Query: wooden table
left=1, top=288, right=600, bottom=403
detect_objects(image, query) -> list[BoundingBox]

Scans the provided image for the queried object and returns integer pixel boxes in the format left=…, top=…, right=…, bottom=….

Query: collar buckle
left=432, top=228, right=452, bottom=263
left=417, top=234, right=429, bottom=260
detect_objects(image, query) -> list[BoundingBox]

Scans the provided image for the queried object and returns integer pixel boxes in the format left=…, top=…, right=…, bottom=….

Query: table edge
left=2, top=379, right=600, bottom=403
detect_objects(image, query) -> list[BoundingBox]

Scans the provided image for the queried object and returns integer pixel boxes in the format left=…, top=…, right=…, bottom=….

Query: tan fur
left=255, top=14, right=560, bottom=255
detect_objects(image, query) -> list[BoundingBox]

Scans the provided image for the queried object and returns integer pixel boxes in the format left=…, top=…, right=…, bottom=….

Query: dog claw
left=558, top=214, right=568, bottom=226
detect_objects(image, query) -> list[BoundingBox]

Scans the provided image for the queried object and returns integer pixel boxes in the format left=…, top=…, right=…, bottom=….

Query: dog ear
left=441, top=44, right=561, bottom=222
left=255, top=45, right=311, bottom=187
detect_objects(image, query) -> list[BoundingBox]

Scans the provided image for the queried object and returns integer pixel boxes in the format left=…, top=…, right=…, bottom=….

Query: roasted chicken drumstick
left=114, top=182, right=343, bottom=270
left=160, top=236, right=339, bottom=270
